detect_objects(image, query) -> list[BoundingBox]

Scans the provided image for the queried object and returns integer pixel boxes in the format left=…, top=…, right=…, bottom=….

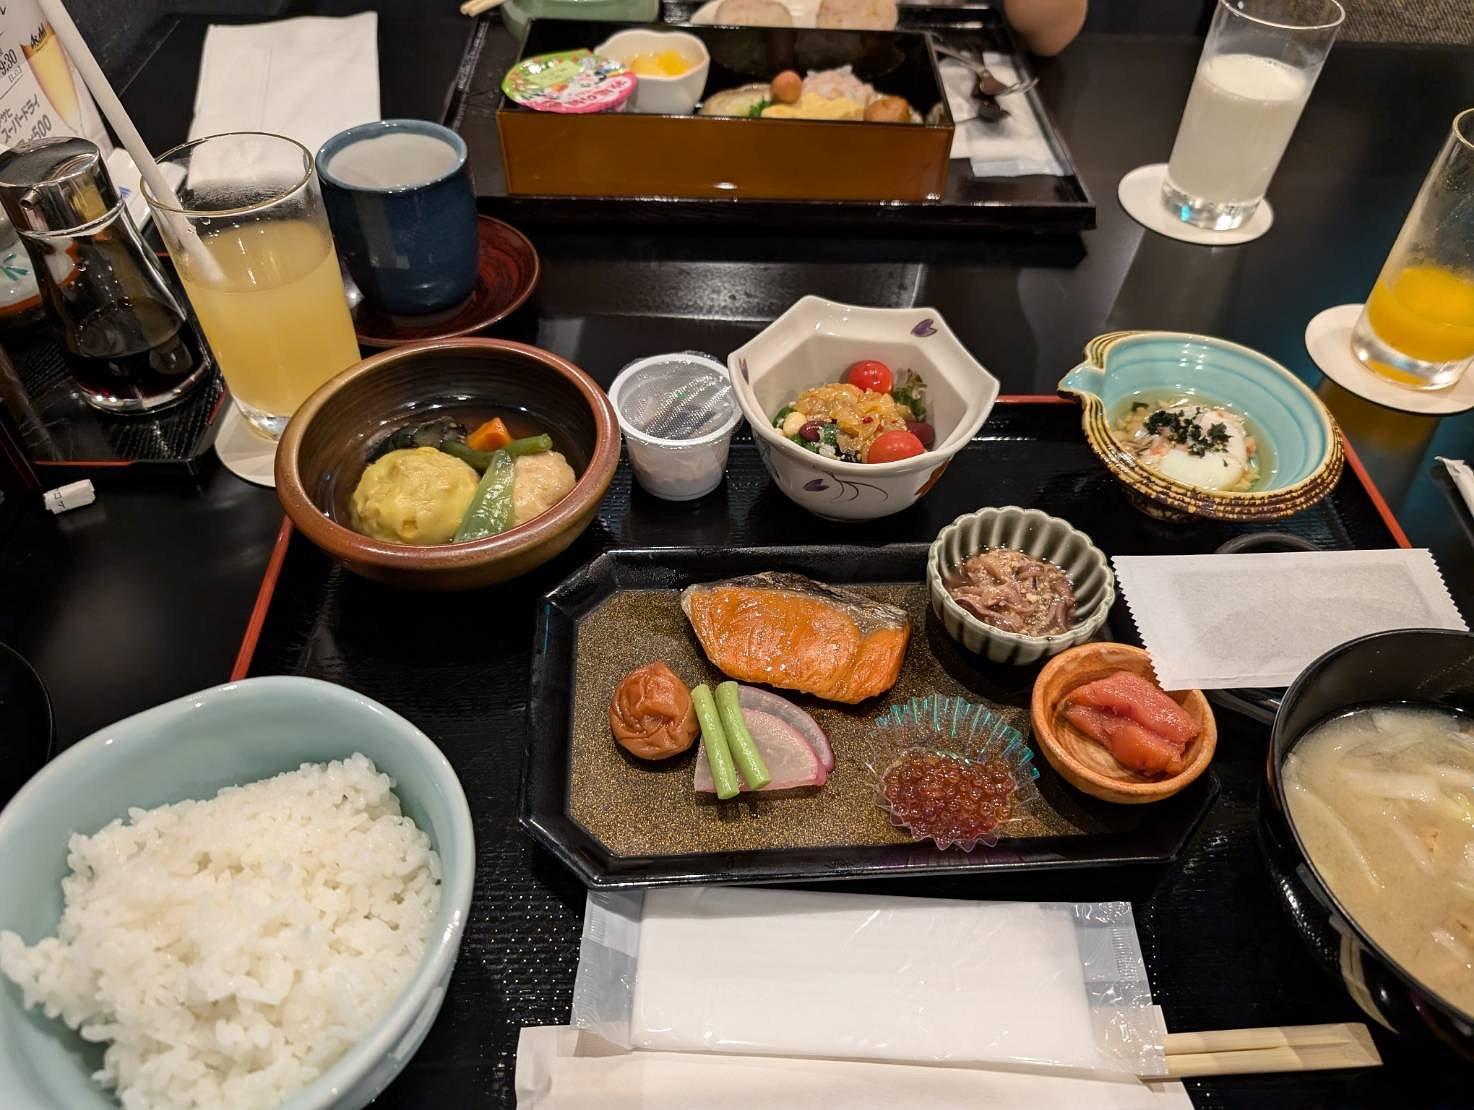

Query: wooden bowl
left=1030, top=642, right=1216, bottom=804
left=275, top=338, right=619, bottom=591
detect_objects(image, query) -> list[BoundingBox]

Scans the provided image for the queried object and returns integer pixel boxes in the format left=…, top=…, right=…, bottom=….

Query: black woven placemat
left=1, top=324, right=224, bottom=472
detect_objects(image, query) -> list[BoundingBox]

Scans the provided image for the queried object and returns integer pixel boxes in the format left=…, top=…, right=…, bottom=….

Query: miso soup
left=1284, top=704, right=1474, bottom=1017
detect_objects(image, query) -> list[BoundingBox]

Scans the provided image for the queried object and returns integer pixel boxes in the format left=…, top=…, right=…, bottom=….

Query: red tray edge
left=226, top=395, right=1411, bottom=680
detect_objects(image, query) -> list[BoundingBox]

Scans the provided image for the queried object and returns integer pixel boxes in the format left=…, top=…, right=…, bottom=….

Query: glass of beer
left=1352, top=109, right=1474, bottom=391
left=143, top=132, right=361, bottom=440
left=1162, top=0, right=1344, bottom=231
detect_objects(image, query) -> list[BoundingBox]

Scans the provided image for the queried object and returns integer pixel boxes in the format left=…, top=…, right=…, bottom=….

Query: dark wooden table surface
left=2, top=5, right=1473, bottom=1107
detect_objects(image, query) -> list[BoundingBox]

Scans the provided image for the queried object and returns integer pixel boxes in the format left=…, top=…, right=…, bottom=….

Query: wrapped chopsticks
left=1163, top=1022, right=1380, bottom=1078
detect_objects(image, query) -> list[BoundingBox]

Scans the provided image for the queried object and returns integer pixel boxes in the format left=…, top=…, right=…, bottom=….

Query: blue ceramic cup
left=317, top=119, right=478, bottom=316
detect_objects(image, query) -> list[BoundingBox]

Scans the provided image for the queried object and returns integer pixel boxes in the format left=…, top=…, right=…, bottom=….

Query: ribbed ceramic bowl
left=1058, top=331, right=1343, bottom=522
left=927, top=506, right=1115, bottom=665
left=276, top=338, right=620, bottom=590
left=0, top=677, right=475, bottom=1110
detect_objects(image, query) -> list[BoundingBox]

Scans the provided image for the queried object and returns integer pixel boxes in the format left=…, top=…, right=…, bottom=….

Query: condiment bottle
left=0, top=137, right=212, bottom=414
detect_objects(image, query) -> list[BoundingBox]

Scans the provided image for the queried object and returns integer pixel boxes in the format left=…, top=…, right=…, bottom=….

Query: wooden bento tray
left=499, top=20, right=954, bottom=203
left=453, top=1, right=1094, bottom=232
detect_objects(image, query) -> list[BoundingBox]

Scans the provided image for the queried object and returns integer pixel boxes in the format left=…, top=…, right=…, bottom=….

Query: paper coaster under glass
left=215, top=402, right=277, bottom=487
left=1117, top=163, right=1273, bottom=246
left=1305, top=303, right=1474, bottom=416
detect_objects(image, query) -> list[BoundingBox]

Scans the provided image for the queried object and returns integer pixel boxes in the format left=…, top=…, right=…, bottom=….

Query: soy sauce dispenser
left=0, top=137, right=212, bottom=414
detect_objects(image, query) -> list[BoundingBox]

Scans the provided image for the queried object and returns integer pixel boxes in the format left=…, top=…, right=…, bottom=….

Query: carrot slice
left=467, top=417, right=512, bottom=452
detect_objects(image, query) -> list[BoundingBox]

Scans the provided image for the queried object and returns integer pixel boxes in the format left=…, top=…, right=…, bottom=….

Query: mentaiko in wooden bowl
left=275, top=338, right=619, bottom=591
left=1030, top=642, right=1217, bottom=804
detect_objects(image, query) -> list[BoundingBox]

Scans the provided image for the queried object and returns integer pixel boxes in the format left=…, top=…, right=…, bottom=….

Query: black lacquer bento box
left=497, top=19, right=954, bottom=202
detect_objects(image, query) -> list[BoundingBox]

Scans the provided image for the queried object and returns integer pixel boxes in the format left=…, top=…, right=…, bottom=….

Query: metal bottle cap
left=0, top=137, right=120, bottom=236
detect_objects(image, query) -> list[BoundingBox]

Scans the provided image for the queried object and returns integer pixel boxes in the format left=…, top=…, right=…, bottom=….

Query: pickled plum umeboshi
left=881, top=750, right=1016, bottom=846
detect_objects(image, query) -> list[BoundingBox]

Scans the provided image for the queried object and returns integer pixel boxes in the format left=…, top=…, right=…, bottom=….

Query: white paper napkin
left=941, top=58, right=1066, bottom=177
left=515, top=1027, right=1194, bottom=1110
left=1114, top=550, right=1468, bottom=690
left=190, top=14, right=380, bottom=157
left=620, top=887, right=1160, bottom=1074
left=1440, top=458, right=1474, bottom=517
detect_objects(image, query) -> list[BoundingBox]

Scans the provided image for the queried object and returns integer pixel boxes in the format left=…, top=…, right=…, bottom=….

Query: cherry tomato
left=866, top=429, right=926, bottom=463
left=844, top=359, right=893, bottom=394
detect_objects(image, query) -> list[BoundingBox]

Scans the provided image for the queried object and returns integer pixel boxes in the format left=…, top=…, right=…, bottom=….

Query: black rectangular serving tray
left=523, top=543, right=1219, bottom=887
left=452, top=1, right=1093, bottom=232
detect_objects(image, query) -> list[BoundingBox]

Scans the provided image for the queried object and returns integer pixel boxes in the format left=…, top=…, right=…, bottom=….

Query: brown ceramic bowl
left=1029, top=643, right=1217, bottom=804
left=275, top=338, right=619, bottom=591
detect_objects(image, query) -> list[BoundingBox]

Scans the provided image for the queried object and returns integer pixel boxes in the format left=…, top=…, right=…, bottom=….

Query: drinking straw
left=36, top=0, right=223, bottom=282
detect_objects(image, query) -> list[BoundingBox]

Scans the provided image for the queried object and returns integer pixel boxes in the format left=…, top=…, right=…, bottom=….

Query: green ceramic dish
left=1059, top=330, right=1343, bottom=522
left=0, top=677, right=475, bottom=1110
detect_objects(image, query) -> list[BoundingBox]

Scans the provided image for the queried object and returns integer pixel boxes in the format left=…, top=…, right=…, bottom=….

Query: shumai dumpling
left=512, top=450, right=576, bottom=526
left=350, top=446, right=479, bottom=545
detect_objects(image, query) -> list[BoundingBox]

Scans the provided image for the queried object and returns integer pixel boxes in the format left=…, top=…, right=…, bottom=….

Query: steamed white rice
left=0, top=754, right=441, bottom=1110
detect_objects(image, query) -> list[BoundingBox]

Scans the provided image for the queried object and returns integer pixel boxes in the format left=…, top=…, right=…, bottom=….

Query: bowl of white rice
left=0, top=676, right=475, bottom=1110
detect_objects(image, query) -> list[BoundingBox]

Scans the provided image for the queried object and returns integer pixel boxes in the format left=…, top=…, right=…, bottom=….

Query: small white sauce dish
left=593, top=29, right=711, bottom=115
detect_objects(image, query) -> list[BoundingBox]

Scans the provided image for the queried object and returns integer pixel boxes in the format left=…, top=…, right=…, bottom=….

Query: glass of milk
left=1162, top=0, right=1344, bottom=231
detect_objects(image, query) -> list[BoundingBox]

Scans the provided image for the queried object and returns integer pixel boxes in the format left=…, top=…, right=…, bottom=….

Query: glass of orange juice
left=142, top=132, right=361, bottom=439
left=1352, top=109, right=1474, bottom=391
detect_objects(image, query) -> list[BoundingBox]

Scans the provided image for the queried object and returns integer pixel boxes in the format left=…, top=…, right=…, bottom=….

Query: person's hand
left=1003, top=0, right=1087, bottom=56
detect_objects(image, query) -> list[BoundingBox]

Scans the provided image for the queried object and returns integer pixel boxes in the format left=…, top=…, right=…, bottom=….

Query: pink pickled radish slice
left=737, top=685, right=834, bottom=771
left=694, top=708, right=825, bottom=793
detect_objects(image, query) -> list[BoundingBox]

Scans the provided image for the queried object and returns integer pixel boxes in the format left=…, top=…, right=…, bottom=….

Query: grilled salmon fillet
left=680, top=572, right=910, bottom=704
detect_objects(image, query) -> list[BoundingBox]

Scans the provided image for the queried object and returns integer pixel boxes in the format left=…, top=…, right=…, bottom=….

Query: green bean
left=440, top=441, right=493, bottom=471
left=453, top=449, right=516, bottom=541
left=505, top=434, right=553, bottom=457
left=715, top=682, right=771, bottom=790
left=441, top=433, right=551, bottom=470
left=692, top=684, right=740, bottom=801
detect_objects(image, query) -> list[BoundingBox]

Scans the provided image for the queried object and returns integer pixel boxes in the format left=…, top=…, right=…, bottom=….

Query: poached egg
left=1135, top=402, right=1254, bottom=491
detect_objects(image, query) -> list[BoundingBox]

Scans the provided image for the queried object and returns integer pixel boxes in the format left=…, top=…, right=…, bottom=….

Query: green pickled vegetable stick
left=505, top=433, right=553, bottom=457
left=715, top=681, right=772, bottom=790
left=692, top=684, right=740, bottom=801
left=453, top=449, right=516, bottom=542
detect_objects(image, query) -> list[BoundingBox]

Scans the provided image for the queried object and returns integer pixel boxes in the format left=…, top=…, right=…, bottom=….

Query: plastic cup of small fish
left=871, top=695, right=1041, bottom=851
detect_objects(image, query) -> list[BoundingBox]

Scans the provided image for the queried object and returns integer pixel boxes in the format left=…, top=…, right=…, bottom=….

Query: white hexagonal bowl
left=727, top=296, right=1000, bottom=521
left=928, top=506, right=1116, bottom=665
